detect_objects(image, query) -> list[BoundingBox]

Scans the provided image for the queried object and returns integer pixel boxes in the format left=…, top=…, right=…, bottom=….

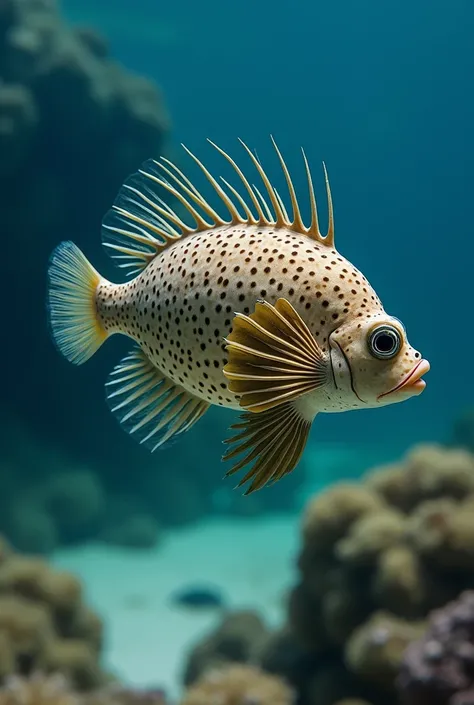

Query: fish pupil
left=375, top=333, right=396, bottom=353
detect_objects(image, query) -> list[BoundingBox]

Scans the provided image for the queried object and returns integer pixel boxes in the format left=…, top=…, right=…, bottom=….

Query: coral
left=0, top=540, right=105, bottom=689
left=182, top=610, right=269, bottom=686
left=345, top=612, right=425, bottom=688
left=397, top=590, right=474, bottom=705
left=301, top=484, right=385, bottom=550
left=254, top=443, right=474, bottom=705
left=0, top=672, right=78, bottom=705
left=336, top=510, right=406, bottom=565
left=179, top=663, right=295, bottom=705
left=0, top=675, right=169, bottom=705
left=87, top=684, right=167, bottom=705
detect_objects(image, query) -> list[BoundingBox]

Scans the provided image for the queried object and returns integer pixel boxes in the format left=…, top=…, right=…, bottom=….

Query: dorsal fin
left=101, top=139, right=335, bottom=275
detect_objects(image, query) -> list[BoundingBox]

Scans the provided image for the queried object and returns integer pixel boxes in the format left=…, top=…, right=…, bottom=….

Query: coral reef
left=0, top=536, right=106, bottom=690
left=179, top=663, right=295, bottom=705
left=281, top=442, right=474, bottom=704
left=397, top=590, right=474, bottom=705
left=0, top=673, right=79, bottom=705
left=0, top=673, right=168, bottom=705
left=181, top=443, right=474, bottom=705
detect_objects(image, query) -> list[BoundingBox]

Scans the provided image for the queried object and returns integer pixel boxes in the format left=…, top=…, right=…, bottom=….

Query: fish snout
left=378, top=358, right=430, bottom=401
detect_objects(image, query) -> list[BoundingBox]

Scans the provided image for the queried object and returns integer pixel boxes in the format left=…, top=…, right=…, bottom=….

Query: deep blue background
left=63, top=0, right=473, bottom=448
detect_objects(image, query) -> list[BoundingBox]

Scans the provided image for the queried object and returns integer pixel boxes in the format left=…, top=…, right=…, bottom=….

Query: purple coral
left=398, top=590, right=474, bottom=705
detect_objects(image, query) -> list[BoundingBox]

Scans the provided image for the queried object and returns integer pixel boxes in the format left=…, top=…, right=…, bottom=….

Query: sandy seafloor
left=51, top=442, right=408, bottom=699
left=53, top=515, right=299, bottom=700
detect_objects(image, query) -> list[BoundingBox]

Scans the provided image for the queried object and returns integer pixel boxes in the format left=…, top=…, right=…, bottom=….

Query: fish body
left=47, top=139, right=430, bottom=493
left=96, top=223, right=382, bottom=414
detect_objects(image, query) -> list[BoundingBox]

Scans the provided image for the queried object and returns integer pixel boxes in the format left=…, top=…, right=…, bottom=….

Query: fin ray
left=103, top=141, right=336, bottom=275
left=47, top=242, right=108, bottom=365
left=223, top=402, right=313, bottom=494
left=224, top=298, right=329, bottom=413
left=106, top=347, right=209, bottom=451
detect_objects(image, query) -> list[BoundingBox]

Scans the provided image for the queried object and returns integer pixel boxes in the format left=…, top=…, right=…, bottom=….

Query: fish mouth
left=378, top=359, right=430, bottom=400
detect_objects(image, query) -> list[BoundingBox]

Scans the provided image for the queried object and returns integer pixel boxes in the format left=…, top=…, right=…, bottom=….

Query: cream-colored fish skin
left=47, top=139, right=428, bottom=494
left=96, top=222, right=384, bottom=411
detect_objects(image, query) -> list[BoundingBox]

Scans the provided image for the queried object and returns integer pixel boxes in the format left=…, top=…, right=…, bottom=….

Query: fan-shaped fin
left=106, top=347, right=209, bottom=451
left=222, top=402, right=313, bottom=494
left=223, top=298, right=329, bottom=413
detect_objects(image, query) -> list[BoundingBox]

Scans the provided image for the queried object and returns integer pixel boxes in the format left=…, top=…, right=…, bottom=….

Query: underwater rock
left=99, top=514, right=160, bottom=550
left=4, top=501, right=59, bottom=555
left=0, top=0, right=175, bottom=533
left=182, top=610, right=270, bottom=686
left=40, top=471, right=105, bottom=544
left=169, top=584, right=226, bottom=610
left=179, top=663, right=295, bottom=705
left=397, top=590, right=474, bottom=705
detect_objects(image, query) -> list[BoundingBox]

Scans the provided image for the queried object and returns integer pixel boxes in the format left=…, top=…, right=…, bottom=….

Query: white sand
left=53, top=515, right=299, bottom=699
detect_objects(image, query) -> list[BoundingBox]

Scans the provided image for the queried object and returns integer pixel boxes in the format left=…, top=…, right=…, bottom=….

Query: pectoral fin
left=223, top=298, right=329, bottom=413
left=223, top=402, right=314, bottom=494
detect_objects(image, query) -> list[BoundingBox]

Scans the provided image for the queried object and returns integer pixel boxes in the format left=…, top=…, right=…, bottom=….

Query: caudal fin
left=47, top=241, right=108, bottom=365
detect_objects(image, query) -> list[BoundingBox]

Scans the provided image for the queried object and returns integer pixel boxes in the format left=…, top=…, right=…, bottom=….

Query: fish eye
left=368, top=325, right=402, bottom=360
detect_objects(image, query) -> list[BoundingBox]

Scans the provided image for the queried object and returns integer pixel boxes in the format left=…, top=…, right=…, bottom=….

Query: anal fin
left=223, top=298, right=329, bottom=413
left=106, top=347, right=209, bottom=451
left=223, top=402, right=314, bottom=494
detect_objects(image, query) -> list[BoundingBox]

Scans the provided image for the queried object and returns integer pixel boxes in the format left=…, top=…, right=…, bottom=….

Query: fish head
left=328, top=312, right=430, bottom=408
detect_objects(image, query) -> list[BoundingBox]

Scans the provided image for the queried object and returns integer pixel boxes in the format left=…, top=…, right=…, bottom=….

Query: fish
left=169, top=584, right=226, bottom=610
left=47, top=138, right=430, bottom=494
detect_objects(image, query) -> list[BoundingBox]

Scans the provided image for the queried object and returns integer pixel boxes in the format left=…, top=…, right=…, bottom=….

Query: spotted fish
left=47, top=139, right=430, bottom=494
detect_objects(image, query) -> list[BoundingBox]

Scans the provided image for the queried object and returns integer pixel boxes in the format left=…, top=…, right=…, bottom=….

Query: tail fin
left=47, top=241, right=108, bottom=365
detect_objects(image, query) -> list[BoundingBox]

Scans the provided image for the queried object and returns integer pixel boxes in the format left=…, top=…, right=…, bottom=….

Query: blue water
left=2, top=0, right=473, bottom=556
left=64, top=0, right=473, bottom=447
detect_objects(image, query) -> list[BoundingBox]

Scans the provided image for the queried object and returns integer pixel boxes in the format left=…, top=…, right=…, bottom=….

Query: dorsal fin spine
left=155, top=159, right=225, bottom=224
left=101, top=139, right=336, bottom=277
left=138, top=168, right=212, bottom=231
left=239, top=139, right=286, bottom=226
left=181, top=144, right=244, bottom=224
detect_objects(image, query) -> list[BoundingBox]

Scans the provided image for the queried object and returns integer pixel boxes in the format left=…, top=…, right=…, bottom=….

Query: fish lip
left=377, top=358, right=430, bottom=400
